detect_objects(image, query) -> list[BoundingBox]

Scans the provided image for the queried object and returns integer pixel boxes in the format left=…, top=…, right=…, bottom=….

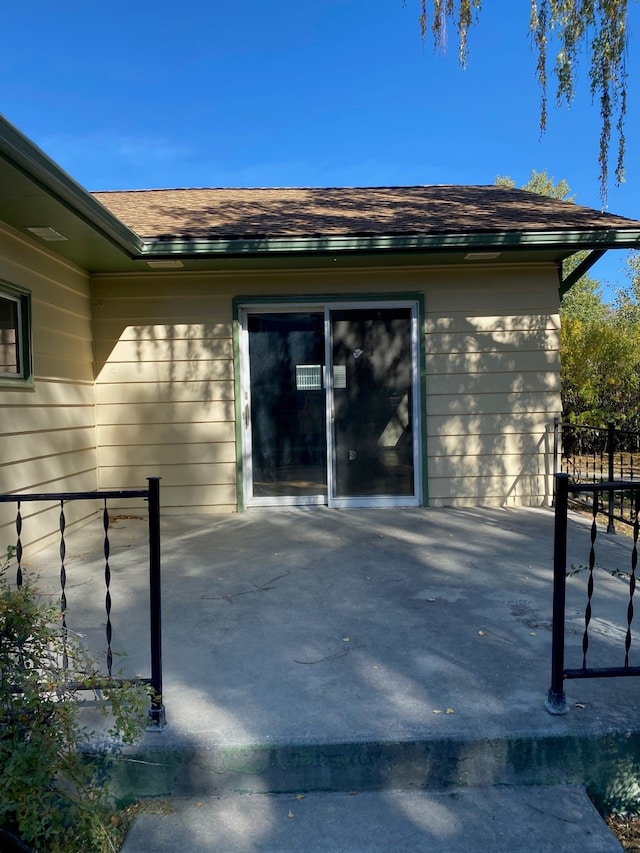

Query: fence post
left=607, top=422, right=616, bottom=534
left=147, top=477, right=166, bottom=729
left=546, top=473, right=570, bottom=714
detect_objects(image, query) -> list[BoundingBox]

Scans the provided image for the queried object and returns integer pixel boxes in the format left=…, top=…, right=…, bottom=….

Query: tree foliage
left=559, top=238, right=640, bottom=431
left=496, top=168, right=574, bottom=201
left=0, top=551, right=150, bottom=852
left=413, top=1, right=632, bottom=201
left=614, top=250, right=640, bottom=321
left=560, top=313, right=640, bottom=430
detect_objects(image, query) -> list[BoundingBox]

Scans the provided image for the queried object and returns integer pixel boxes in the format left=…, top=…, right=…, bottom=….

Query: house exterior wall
left=92, top=274, right=236, bottom=514
left=91, top=262, right=561, bottom=512
left=424, top=267, right=560, bottom=507
left=0, top=224, right=98, bottom=552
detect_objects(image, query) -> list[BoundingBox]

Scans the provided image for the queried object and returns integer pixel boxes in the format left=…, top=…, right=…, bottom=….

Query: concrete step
left=120, top=785, right=622, bottom=852
left=111, top=728, right=640, bottom=814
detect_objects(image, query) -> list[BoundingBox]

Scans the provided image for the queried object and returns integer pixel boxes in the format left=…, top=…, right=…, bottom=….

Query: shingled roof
left=2, top=111, right=639, bottom=274
left=91, top=185, right=640, bottom=242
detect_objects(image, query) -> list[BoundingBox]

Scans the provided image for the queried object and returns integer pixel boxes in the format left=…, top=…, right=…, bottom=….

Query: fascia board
left=0, top=114, right=143, bottom=256
left=140, top=229, right=640, bottom=259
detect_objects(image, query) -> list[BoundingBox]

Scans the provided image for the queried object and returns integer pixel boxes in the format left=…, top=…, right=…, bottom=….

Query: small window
left=0, top=282, right=32, bottom=384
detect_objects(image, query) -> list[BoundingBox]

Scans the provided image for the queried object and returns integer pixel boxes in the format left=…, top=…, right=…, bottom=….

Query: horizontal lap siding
left=92, top=264, right=561, bottom=512
left=91, top=269, right=429, bottom=513
left=424, top=268, right=561, bottom=507
left=92, top=276, right=237, bottom=513
left=0, top=226, right=98, bottom=553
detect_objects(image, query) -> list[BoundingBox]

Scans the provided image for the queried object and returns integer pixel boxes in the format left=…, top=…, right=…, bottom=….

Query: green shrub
left=0, top=546, right=151, bottom=852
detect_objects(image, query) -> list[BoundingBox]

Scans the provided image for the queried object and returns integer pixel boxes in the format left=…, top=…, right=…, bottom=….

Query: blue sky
left=2, top=0, right=638, bottom=299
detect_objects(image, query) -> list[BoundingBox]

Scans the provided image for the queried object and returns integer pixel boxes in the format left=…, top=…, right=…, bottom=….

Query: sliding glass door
left=239, top=301, right=421, bottom=508
left=330, top=307, right=415, bottom=504
left=244, top=311, right=327, bottom=501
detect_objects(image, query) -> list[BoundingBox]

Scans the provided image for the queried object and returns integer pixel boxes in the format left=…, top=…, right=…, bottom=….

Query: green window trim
left=0, top=280, right=33, bottom=387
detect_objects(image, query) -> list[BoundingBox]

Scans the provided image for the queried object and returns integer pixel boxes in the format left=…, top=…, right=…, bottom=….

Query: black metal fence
left=546, top=473, right=640, bottom=715
left=554, top=419, right=640, bottom=532
left=0, top=477, right=165, bottom=729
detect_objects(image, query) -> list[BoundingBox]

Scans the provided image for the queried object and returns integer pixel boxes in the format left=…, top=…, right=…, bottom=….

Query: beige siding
left=92, top=263, right=561, bottom=512
left=0, top=225, right=98, bottom=554
left=424, top=268, right=560, bottom=507
left=92, top=276, right=237, bottom=513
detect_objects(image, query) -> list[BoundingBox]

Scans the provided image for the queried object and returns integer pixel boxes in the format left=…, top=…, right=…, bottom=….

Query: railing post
left=15, top=502, right=23, bottom=588
left=552, top=417, right=560, bottom=506
left=607, top=423, right=616, bottom=534
left=546, top=472, right=570, bottom=714
left=147, top=477, right=166, bottom=729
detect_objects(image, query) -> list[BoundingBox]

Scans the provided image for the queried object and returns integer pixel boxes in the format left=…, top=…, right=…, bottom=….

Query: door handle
left=244, top=404, right=250, bottom=427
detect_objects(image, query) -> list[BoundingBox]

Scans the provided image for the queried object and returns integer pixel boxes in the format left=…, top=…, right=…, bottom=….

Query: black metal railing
left=546, top=473, right=640, bottom=715
left=0, top=477, right=165, bottom=729
left=553, top=419, right=640, bottom=532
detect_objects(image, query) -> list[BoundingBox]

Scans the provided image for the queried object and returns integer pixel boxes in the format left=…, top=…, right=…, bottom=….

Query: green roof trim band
left=140, top=229, right=640, bottom=259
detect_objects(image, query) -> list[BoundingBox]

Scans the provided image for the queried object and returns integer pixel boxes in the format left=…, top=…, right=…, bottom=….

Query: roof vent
left=26, top=226, right=68, bottom=242
left=146, top=260, right=184, bottom=269
left=464, top=252, right=501, bottom=261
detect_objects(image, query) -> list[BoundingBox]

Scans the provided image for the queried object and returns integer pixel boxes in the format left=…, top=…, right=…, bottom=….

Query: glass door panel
left=330, top=307, right=414, bottom=499
left=247, top=312, right=327, bottom=500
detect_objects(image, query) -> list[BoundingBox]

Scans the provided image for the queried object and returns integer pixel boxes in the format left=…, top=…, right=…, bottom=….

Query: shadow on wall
left=424, top=308, right=561, bottom=507
left=89, top=273, right=562, bottom=509
left=93, top=317, right=231, bottom=402
left=91, top=309, right=236, bottom=507
left=504, top=426, right=556, bottom=507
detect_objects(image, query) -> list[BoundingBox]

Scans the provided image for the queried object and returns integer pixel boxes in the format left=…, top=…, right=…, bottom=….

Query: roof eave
left=0, top=113, right=144, bottom=256
left=140, top=229, right=640, bottom=260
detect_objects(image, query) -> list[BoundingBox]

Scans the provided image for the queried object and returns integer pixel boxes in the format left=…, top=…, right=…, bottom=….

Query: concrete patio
left=19, top=504, right=640, bottom=802
left=20, top=502, right=640, bottom=790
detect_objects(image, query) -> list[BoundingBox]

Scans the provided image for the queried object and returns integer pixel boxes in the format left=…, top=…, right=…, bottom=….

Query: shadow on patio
left=21, top=505, right=640, bottom=806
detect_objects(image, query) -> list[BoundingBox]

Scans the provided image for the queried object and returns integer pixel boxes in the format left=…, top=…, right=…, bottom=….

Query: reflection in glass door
left=240, top=303, right=420, bottom=508
left=246, top=312, right=327, bottom=502
left=330, top=307, right=415, bottom=504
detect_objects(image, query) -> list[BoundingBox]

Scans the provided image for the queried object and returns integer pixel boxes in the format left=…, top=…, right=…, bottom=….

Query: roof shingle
left=91, top=185, right=640, bottom=242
